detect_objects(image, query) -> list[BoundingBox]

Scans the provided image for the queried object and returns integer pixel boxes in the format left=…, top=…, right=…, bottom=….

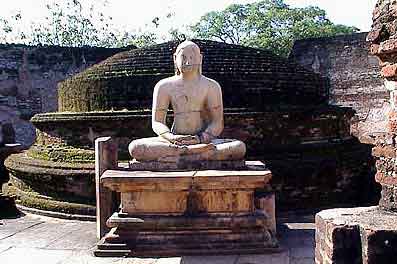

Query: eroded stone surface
left=367, top=1, right=397, bottom=212
left=315, top=206, right=397, bottom=264
left=0, top=211, right=316, bottom=263
left=97, top=158, right=276, bottom=256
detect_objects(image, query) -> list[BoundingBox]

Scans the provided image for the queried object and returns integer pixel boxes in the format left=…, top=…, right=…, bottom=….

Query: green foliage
left=0, top=12, right=27, bottom=44
left=0, top=0, right=359, bottom=51
left=0, top=0, right=157, bottom=48
left=191, top=0, right=359, bottom=57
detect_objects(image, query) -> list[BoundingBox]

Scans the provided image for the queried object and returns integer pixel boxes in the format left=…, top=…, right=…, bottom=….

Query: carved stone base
left=95, top=161, right=278, bottom=257
left=95, top=210, right=278, bottom=257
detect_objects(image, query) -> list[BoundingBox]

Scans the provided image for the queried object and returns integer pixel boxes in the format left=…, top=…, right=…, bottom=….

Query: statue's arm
left=151, top=81, right=199, bottom=145
left=201, top=81, right=224, bottom=143
left=151, top=82, right=171, bottom=136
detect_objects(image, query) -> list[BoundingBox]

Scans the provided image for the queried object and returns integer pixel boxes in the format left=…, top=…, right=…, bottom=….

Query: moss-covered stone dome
left=58, top=39, right=327, bottom=112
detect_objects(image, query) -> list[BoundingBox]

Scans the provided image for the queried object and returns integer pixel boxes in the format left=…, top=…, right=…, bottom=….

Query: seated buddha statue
left=128, top=40, right=246, bottom=163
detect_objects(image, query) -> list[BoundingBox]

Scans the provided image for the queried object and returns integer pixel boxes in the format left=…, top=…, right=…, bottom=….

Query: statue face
left=174, top=44, right=202, bottom=75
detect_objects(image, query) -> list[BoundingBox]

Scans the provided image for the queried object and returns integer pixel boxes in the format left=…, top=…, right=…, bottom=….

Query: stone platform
left=96, top=161, right=277, bottom=257
left=315, top=206, right=397, bottom=264
left=0, top=211, right=315, bottom=264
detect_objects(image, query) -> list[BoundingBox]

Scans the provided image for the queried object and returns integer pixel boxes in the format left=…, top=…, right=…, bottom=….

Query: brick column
left=367, top=0, right=397, bottom=212
left=315, top=1, right=397, bottom=263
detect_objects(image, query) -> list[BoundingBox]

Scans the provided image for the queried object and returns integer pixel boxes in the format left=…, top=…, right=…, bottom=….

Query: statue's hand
left=174, top=135, right=200, bottom=145
left=161, top=132, right=200, bottom=145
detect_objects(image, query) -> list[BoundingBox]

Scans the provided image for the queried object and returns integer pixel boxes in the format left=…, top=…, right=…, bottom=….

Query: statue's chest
left=169, top=84, right=207, bottom=113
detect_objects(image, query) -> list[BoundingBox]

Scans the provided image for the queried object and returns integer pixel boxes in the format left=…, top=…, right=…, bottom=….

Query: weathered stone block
left=370, top=43, right=380, bottom=55
left=315, top=207, right=397, bottom=264
left=379, top=185, right=397, bottom=212
left=372, top=145, right=396, bottom=158
left=375, top=172, right=397, bottom=186
left=361, top=228, right=397, bottom=263
left=381, top=64, right=397, bottom=78
left=96, top=160, right=278, bottom=256
left=379, top=39, right=397, bottom=55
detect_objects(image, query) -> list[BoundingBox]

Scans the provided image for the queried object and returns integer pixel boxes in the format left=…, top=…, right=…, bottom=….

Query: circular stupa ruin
left=4, top=40, right=374, bottom=218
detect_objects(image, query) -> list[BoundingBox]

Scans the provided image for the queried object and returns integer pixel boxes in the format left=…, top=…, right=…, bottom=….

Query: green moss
left=4, top=185, right=95, bottom=215
left=27, top=145, right=94, bottom=163
left=6, top=152, right=94, bottom=171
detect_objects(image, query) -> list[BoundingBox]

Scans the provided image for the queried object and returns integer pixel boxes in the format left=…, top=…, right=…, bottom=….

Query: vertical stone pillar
left=95, top=137, right=118, bottom=239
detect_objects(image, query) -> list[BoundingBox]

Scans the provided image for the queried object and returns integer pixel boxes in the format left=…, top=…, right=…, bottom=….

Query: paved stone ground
left=0, top=211, right=315, bottom=264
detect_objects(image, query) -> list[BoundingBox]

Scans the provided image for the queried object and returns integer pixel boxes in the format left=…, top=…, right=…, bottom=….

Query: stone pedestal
left=94, top=137, right=278, bottom=257
left=315, top=207, right=397, bottom=264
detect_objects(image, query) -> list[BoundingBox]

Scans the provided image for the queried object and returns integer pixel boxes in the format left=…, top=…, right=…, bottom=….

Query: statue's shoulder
left=154, top=76, right=178, bottom=90
left=202, top=76, right=221, bottom=90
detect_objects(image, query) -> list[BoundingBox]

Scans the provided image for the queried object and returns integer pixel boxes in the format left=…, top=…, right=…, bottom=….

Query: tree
left=191, top=0, right=359, bottom=57
left=0, top=0, right=157, bottom=48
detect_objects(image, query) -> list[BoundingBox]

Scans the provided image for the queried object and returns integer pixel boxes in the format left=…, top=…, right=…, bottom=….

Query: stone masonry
left=290, top=33, right=388, bottom=139
left=315, top=1, right=397, bottom=263
left=0, top=44, right=125, bottom=146
left=315, top=207, right=397, bottom=264
left=367, top=0, right=397, bottom=212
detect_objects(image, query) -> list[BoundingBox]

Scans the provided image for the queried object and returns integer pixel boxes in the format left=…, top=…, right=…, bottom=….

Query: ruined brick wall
left=0, top=44, right=125, bottom=146
left=367, top=0, right=397, bottom=212
left=289, top=33, right=388, bottom=138
left=0, top=44, right=125, bottom=115
left=315, top=2, right=397, bottom=263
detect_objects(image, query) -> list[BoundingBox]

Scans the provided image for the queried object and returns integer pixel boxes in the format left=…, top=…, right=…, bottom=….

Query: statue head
left=174, top=40, right=202, bottom=76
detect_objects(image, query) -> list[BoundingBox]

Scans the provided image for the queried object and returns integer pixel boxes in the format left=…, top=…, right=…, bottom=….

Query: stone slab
left=95, top=239, right=281, bottom=258
left=98, top=206, right=278, bottom=257
left=107, top=212, right=274, bottom=231
left=101, top=162, right=272, bottom=193
left=0, top=247, right=75, bottom=264
left=45, top=223, right=97, bottom=250
left=237, top=251, right=290, bottom=264
left=315, top=206, right=397, bottom=264
left=101, top=170, right=195, bottom=192
left=0, top=244, right=12, bottom=254
left=0, top=220, right=83, bottom=248
left=180, top=255, right=238, bottom=264
left=129, top=159, right=246, bottom=171
left=0, top=217, right=44, bottom=240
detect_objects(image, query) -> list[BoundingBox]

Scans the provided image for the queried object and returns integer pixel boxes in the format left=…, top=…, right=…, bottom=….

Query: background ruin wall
left=289, top=32, right=388, bottom=138
left=0, top=44, right=124, bottom=146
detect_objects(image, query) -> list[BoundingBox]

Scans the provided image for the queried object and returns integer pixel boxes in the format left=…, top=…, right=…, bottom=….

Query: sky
left=0, top=0, right=378, bottom=39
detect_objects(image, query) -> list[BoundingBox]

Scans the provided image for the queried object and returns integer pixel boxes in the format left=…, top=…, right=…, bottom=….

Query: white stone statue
left=128, top=40, right=246, bottom=162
